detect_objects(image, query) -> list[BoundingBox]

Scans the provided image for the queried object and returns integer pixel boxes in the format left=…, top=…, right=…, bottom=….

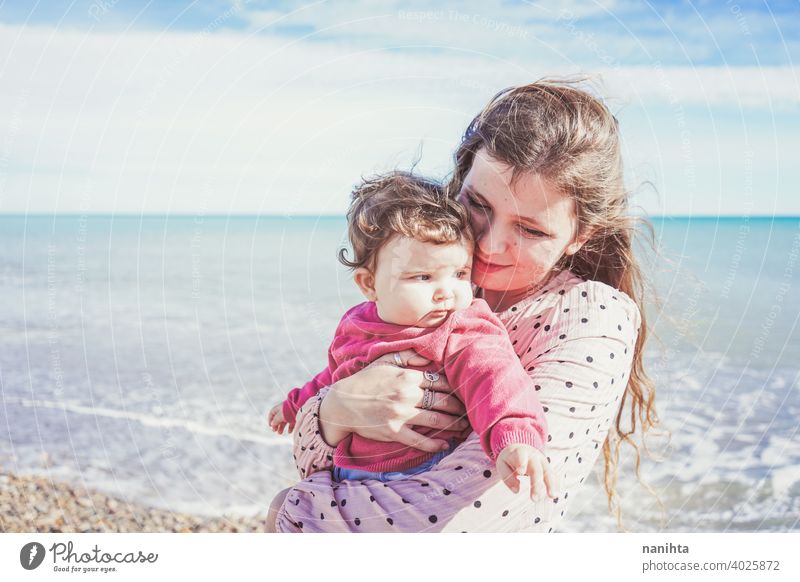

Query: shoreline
left=0, top=472, right=268, bottom=533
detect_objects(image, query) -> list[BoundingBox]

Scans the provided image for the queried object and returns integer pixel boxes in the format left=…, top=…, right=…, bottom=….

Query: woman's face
left=456, top=148, right=587, bottom=297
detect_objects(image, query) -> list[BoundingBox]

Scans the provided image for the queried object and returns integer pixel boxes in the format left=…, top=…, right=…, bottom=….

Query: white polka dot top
left=479, top=268, right=642, bottom=531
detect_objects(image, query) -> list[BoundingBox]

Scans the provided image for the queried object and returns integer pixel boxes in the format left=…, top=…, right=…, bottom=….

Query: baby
left=268, top=172, right=554, bottom=498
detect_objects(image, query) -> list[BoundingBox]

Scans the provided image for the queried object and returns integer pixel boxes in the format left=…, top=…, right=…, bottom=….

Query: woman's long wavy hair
left=446, top=79, right=668, bottom=530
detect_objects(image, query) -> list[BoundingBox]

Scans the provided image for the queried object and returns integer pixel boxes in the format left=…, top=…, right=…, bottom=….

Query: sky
left=0, top=0, right=797, bottom=216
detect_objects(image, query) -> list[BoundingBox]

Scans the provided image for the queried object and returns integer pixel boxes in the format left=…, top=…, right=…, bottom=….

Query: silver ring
left=421, top=388, right=435, bottom=410
left=393, top=352, right=405, bottom=367
left=423, top=370, right=439, bottom=388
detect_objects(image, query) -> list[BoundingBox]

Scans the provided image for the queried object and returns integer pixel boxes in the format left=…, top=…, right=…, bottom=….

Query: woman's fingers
left=416, top=369, right=454, bottom=394
left=409, top=407, right=469, bottom=432
left=369, top=349, right=432, bottom=369
left=417, top=389, right=467, bottom=420
left=395, top=426, right=450, bottom=453
left=436, top=392, right=467, bottom=417
left=398, top=348, right=433, bottom=368
left=417, top=373, right=466, bottom=418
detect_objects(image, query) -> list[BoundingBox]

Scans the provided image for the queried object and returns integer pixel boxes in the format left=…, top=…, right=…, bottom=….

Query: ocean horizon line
left=1, top=213, right=798, bottom=220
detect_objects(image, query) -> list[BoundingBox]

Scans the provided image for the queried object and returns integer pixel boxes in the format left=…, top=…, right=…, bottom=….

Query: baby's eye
left=412, top=274, right=431, bottom=281
left=455, top=270, right=469, bottom=278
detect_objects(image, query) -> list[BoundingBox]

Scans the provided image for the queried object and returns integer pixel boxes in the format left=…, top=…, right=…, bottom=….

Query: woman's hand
left=318, top=349, right=470, bottom=452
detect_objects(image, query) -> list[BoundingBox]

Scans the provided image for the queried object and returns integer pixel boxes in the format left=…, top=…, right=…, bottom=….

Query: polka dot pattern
left=275, top=271, right=641, bottom=533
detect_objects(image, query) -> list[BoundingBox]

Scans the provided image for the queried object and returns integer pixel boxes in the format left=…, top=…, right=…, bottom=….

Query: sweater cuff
left=298, top=388, right=337, bottom=455
left=291, top=388, right=338, bottom=479
left=490, top=429, right=546, bottom=461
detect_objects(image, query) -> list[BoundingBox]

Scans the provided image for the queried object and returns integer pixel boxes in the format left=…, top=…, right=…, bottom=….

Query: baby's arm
left=272, top=310, right=353, bottom=431
left=280, top=365, right=334, bottom=428
left=443, top=302, right=548, bottom=461
left=495, top=443, right=556, bottom=500
left=442, top=302, right=557, bottom=498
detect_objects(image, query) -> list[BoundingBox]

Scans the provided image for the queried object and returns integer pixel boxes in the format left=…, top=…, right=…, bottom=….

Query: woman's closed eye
left=466, top=192, right=546, bottom=237
left=518, top=224, right=545, bottom=238
left=466, top=195, right=489, bottom=211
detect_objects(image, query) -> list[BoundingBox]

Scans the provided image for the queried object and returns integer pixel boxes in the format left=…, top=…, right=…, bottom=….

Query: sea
left=0, top=215, right=798, bottom=532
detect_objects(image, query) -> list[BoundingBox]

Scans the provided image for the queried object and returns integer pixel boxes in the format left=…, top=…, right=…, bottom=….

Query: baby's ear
left=353, top=267, right=377, bottom=301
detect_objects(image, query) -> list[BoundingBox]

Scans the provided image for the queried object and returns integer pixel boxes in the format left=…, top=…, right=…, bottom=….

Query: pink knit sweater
left=281, top=298, right=547, bottom=473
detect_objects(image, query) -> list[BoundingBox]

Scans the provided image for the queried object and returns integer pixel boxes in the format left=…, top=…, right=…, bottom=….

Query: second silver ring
left=421, top=388, right=435, bottom=410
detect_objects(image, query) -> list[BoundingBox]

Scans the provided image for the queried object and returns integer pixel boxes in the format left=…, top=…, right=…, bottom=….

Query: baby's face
left=371, top=236, right=474, bottom=327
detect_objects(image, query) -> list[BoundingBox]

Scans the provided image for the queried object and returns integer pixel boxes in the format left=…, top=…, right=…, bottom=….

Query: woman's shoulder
left=564, top=277, right=641, bottom=330
left=500, top=270, right=641, bottom=337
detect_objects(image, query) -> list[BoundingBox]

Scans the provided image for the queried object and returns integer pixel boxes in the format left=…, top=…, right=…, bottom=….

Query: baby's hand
left=268, top=403, right=294, bottom=435
left=495, top=443, right=558, bottom=501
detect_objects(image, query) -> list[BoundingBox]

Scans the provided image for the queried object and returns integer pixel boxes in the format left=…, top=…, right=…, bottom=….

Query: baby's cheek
left=459, top=284, right=475, bottom=307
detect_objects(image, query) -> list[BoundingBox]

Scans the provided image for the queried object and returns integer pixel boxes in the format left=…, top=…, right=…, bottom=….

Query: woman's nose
left=476, top=222, right=507, bottom=256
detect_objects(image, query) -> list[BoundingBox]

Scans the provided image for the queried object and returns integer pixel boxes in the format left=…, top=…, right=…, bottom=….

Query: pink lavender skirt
left=276, top=390, right=556, bottom=532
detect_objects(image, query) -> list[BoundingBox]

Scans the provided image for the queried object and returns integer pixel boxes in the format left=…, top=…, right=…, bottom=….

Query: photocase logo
left=20, top=542, right=46, bottom=570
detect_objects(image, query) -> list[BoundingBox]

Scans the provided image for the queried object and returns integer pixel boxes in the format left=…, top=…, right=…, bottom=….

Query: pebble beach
left=0, top=472, right=269, bottom=533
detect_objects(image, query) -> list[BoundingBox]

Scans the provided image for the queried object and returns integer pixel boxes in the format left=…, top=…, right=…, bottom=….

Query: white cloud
left=601, top=65, right=800, bottom=109
left=0, top=21, right=796, bottom=215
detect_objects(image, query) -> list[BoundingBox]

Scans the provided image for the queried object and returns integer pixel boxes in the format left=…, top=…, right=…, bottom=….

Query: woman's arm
left=290, top=389, right=337, bottom=479
left=278, top=429, right=556, bottom=532
left=290, top=350, right=470, bottom=479
left=316, top=387, right=350, bottom=447
left=322, top=354, right=469, bottom=451
left=277, top=283, right=640, bottom=532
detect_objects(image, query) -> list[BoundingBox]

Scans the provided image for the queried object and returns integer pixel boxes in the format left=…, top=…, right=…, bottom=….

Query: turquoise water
left=0, top=215, right=797, bottom=531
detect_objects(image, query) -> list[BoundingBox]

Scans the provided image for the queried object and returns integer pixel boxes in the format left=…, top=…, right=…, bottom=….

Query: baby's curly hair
left=338, top=171, right=474, bottom=273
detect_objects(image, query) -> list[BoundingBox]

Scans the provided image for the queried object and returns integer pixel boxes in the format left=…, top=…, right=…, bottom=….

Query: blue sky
left=0, top=0, right=797, bottom=215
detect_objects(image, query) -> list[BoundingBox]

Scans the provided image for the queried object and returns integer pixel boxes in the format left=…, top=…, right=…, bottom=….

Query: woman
left=268, top=79, right=660, bottom=532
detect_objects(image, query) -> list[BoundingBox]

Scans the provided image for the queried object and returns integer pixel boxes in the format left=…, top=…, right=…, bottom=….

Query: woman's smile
left=472, top=253, right=511, bottom=274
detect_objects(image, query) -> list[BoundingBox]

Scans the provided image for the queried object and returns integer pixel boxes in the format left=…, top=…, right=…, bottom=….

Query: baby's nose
left=434, top=288, right=454, bottom=300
